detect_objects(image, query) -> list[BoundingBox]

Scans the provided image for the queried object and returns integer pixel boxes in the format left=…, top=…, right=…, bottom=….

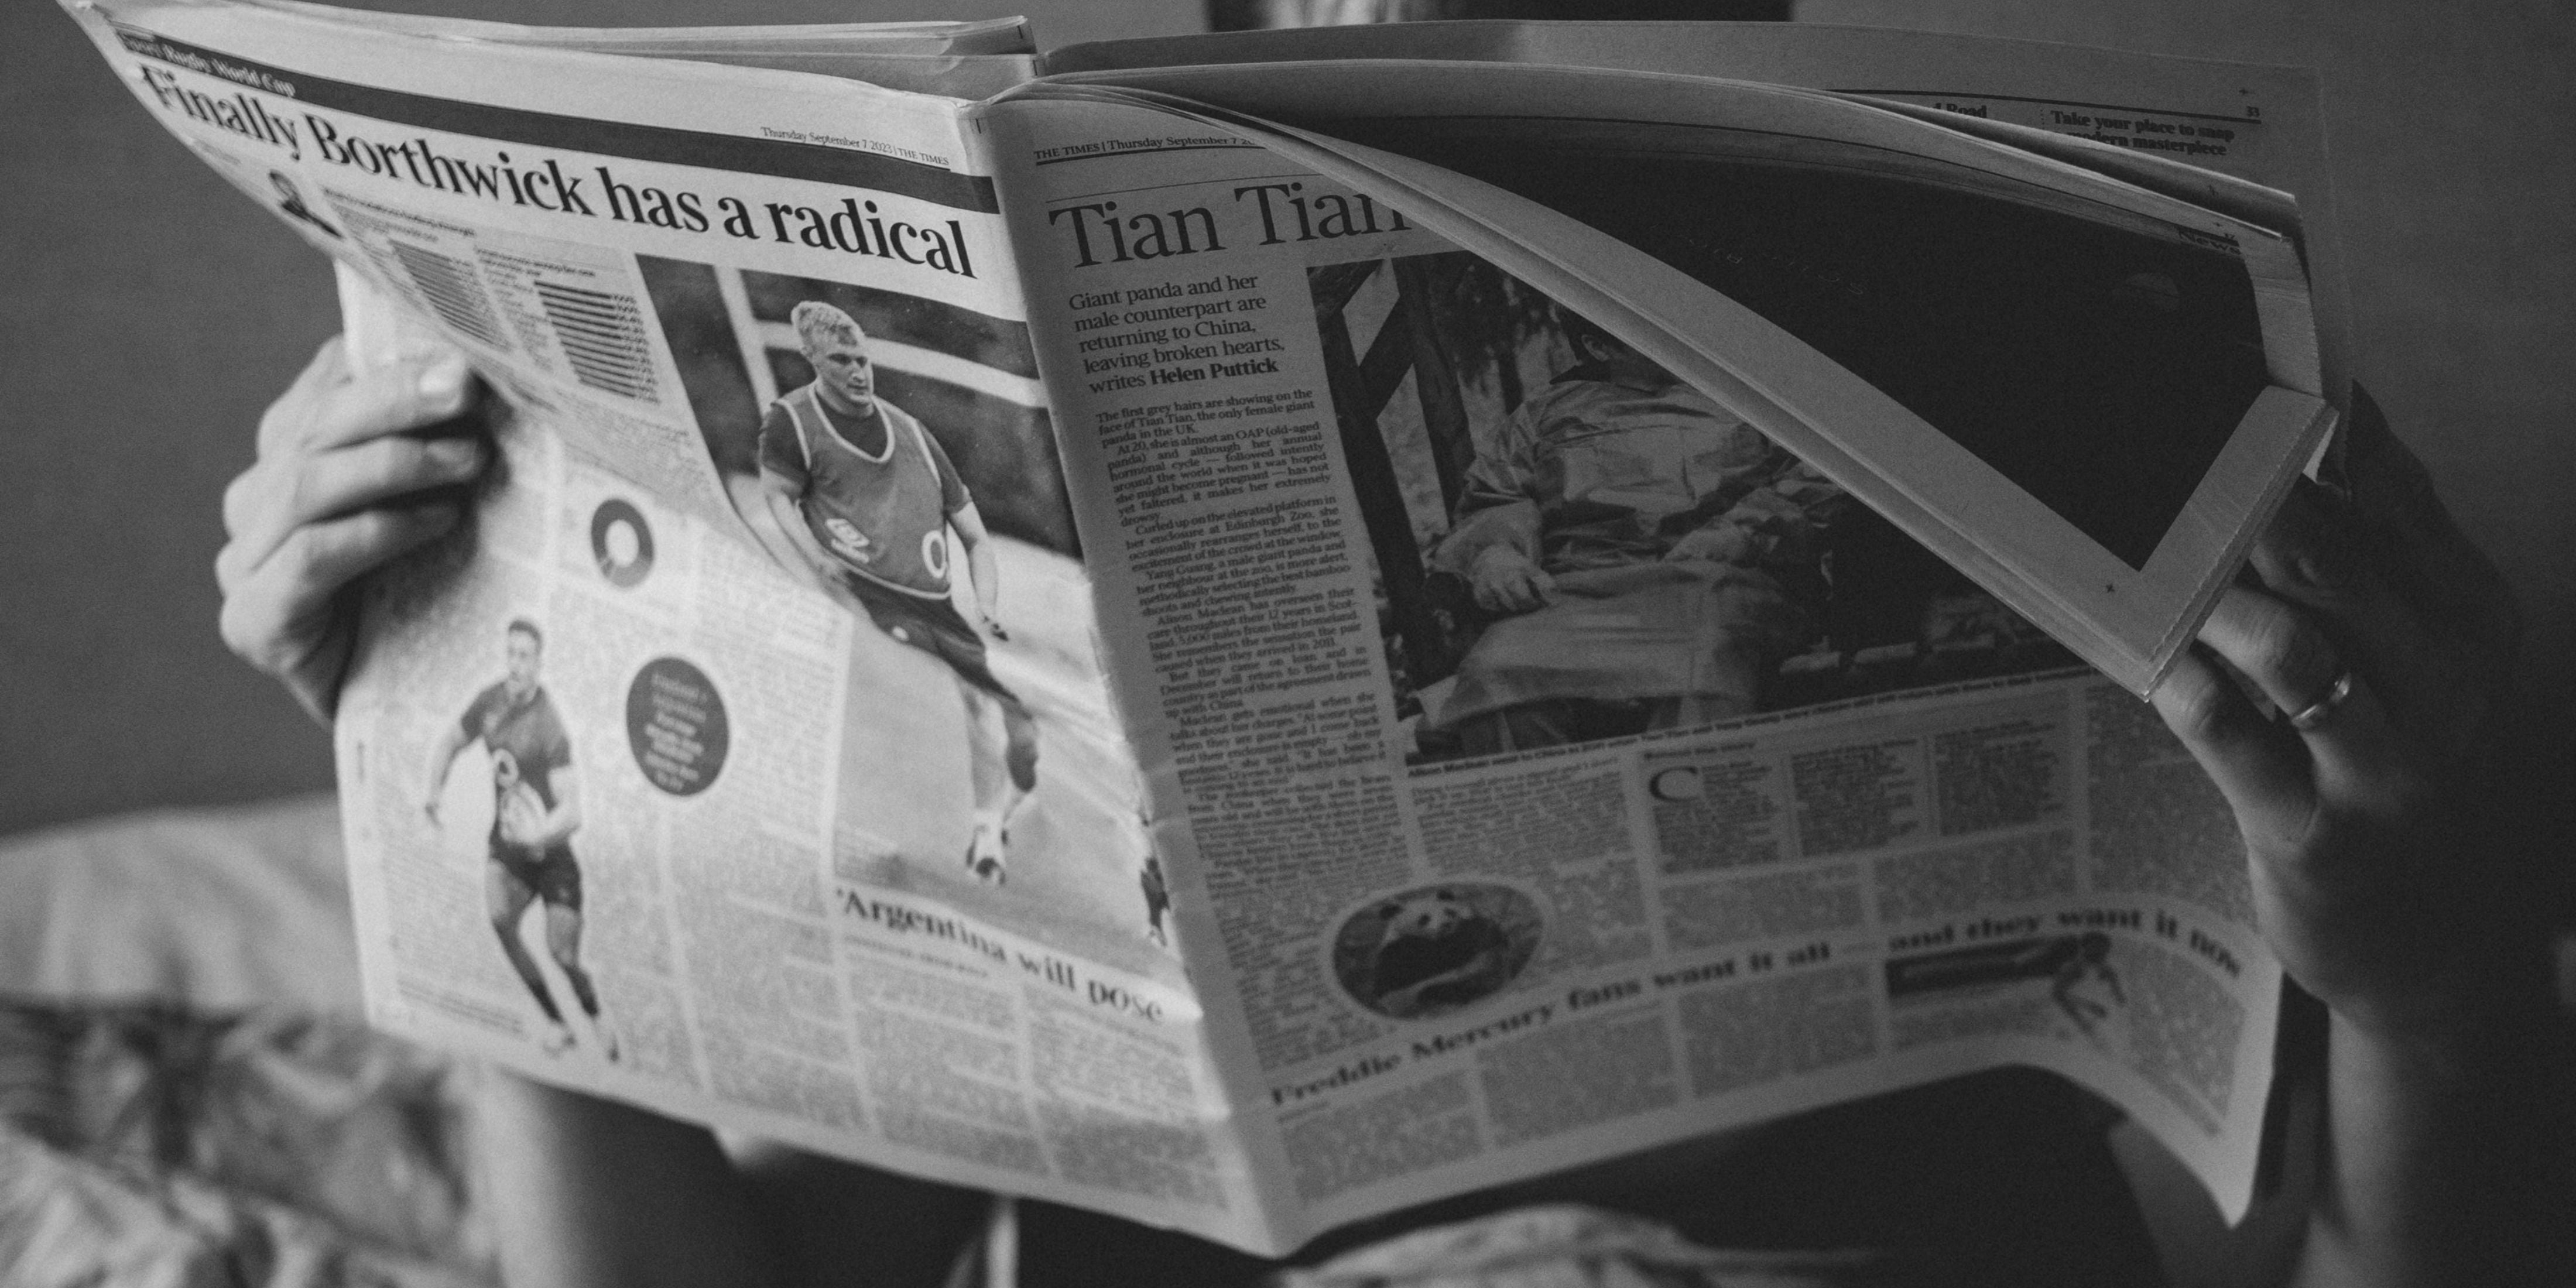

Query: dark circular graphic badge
left=591, top=498, right=655, bottom=588
left=1332, top=882, right=1543, bottom=1020
left=626, top=657, right=727, bottom=796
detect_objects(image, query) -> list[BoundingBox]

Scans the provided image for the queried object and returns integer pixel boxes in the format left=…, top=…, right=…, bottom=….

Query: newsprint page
left=69, top=0, right=2328, bottom=1255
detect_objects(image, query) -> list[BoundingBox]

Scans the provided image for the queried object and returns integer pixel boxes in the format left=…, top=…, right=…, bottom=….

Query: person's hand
left=2150, top=393, right=2522, bottom=1040
left=217, top=337, right=487, bottom=724
left=1469, top=546, right=1556, bottom=614
left=1663, top=522, right=1756, bottom=566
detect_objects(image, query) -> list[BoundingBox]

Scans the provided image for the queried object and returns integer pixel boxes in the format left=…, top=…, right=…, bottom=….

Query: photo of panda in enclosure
left=1313, top=252, right=2078, bottom=765
left=1332, top=882, right=1543, bottom=1021
left=632, top=256, right=1176, bottom=986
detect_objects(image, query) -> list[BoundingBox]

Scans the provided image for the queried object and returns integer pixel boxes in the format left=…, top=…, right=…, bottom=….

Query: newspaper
left=64, top=0, right=2327, bottom=1255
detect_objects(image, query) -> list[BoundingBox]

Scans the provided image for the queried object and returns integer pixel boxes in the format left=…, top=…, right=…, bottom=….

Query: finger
left=2243, top=484, right=2441, bottom=726
left=253, top=337, right=354, bottom=455
left=261, top=348, right=477, bottom=458
left=2339, top=386, right=2520, bottom=661
left=218, top=501, right=462, bottom=671
left=232, top=434, right=486, bottom=570
left=2193, top=584, right=2402, bottom=805
left=2152, top=645, right=2314, bottom=839
left=310, top=354, right=479, bottom=451
left=220, top=498, right=462, bottom=643
left=224, top=429, right=483, bottom=551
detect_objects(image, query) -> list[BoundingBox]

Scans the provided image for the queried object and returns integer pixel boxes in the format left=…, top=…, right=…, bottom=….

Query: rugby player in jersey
left=757, top=301, right=1039, bottom=885
left=423, top=618, right=616, bottom=1060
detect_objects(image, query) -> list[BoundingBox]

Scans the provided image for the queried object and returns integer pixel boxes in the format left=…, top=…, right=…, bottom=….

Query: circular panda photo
left=1332, top=882, right=1543, bottom=1020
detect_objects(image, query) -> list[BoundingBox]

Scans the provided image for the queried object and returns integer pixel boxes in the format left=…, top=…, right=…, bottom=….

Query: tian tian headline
left=1046, top=181, right=1412, bottom=268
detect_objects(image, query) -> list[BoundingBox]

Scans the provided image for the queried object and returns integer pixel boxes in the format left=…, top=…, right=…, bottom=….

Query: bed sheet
left=0, top=793, right=357, bottom=1011
left=1, top=795, right=499, bottom=1287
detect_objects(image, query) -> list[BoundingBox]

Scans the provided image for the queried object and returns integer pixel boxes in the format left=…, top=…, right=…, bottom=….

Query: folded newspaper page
left=1047, top=19, right=2356, bottom=409
left=1004, top=64, right=2332, bottom=698
left=66, top=0, right=2323, bottom=1253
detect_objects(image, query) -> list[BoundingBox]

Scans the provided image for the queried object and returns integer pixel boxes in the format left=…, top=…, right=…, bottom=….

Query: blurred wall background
left=4, top=0, right=2568, bottom=835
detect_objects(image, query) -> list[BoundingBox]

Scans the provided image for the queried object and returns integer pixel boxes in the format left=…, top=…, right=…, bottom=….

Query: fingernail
left=417, top=359, right=469, bottom=405
left=2272, top=489, right=2357, bottom=590
left=427, top=437, right=483, bottom=471
left=2293, top=530, right=2362, bottom=585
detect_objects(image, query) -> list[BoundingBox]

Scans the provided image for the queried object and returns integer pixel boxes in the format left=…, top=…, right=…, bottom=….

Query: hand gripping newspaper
left=64, top=0, right=2347, bottom=1255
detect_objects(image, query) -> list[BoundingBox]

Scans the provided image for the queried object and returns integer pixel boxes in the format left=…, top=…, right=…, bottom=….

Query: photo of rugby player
left=423, top=617, right=618, bottom=1060
left=634, top=256, right=1177, bottom=985
left=758, top=301, right=1038, bottom=883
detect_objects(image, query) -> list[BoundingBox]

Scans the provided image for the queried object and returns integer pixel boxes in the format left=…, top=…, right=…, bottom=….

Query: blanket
left=0, top=797, right=1942, bottom=1287
left=0, top=796, right=500, bottom=1287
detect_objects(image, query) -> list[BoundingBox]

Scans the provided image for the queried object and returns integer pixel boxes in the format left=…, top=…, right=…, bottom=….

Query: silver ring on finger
left=2287, top=669, right=2356, bottom=731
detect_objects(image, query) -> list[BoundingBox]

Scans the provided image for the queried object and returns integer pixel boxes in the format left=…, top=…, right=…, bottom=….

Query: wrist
left=2301, top=1005, right=2553, bottom=1288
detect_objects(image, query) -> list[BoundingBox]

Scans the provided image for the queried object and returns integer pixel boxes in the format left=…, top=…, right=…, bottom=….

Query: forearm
left=785, top=526, right=837, bottom=584
left=967, top=540, right=999, bottom=619
left=1437, top=499, right=1542, bottom=576
left=538, top=800, right=581, bottom=848
left=2289, top=730, right=2565, bottom=1287
left=474, top=1069, right=777, bottom=1288
left=2291, top=1005, right=2551, bottom=1287
left=759, top=482, right=840, bottom=585
left=425, top=731, right=465, bottom=803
